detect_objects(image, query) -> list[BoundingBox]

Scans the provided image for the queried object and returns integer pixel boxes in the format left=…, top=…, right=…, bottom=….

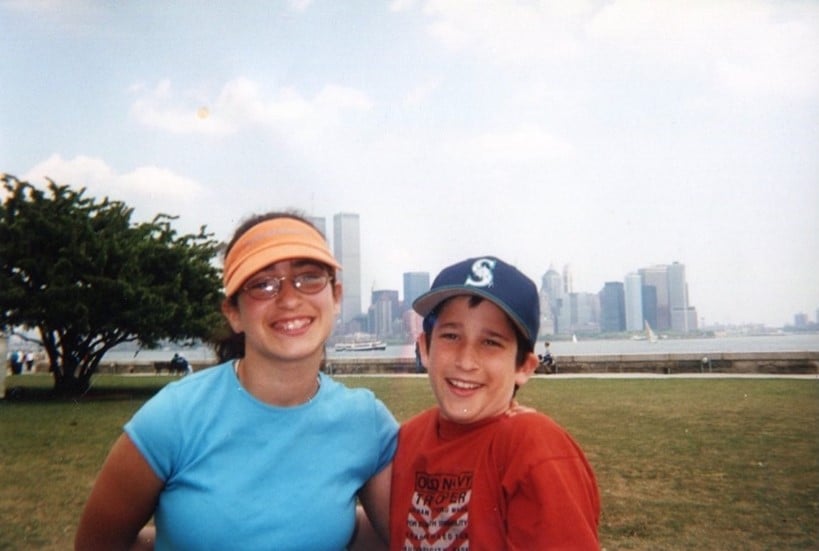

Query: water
left=102, top=333, right=819, bottom=364
left=546, top=333, right=819, bottom=356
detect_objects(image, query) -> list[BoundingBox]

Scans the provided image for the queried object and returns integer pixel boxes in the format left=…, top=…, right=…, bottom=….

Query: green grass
left=2, top=374, right=817, bottom=550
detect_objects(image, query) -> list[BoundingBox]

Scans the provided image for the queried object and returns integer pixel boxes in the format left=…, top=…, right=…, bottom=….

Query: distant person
left=169, top=353, right=191, bottom=375
left=390, top=256, right=600, bottom=550
left=539, top=340, right=555, bottom=371
left=9, top=350, right=23, bottom=375
left=76, top=212, right=397, bottom=550
left=24, top=351, right=36, bottom=372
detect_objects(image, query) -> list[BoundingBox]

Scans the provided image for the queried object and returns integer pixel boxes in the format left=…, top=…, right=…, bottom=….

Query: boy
left=390, top=256, right=600, bottom=550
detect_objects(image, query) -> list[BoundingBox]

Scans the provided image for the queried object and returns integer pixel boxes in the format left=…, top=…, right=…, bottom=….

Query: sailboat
left=645, top=321, right=659, bottom=343
left=571, top=333, right=578, bottom=344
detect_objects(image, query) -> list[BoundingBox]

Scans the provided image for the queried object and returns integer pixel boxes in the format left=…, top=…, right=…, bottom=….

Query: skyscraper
left=638, top=262, right=697, bottom=333
left=401, top=272, right=429, bottom=340
left=333, top=213, right=361, bottom=327
left=562, top=264, right=574, bottom=295
left=540, top=267, right=563, bottom=335
left=402, top=272, right=430, bottom=314
left=624, top=272, right=644, bottom=332
left=599, top=282, right=625, bottom=333
left=370, top=289, right=400, bottom=338
left=668, top=262, right=687, bottom=332
left=668, top=262, right=697, bottom=333
left=639, top=265, right=670, bottom=331
left=568, top=292, right=599, bottom=334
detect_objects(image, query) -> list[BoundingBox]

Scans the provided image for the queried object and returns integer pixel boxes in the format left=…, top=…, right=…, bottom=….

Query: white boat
left=350, top=341, right=387, bottom=351
left=645, top=321, right=659, bottom=343
left=334, top=340, right=386, bottom=352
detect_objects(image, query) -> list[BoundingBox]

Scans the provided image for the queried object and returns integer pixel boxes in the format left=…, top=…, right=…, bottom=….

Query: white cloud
left=215, top=79, right=309, bottom=126
left=21, top=155, right=206, bottom=228
left=315, top=84, right=372, bottom=112
left=117, top=166, right=202, bottom=201
left=389, top=0, right=418, bottom=12
left=130, top=78, right=372, bottom=139
left=23, top=154, right=115, bottom=187
left=404, top=79, right=440, bottom=106
left=0, top=0, right=103, bottom=30
left=130, top=80, right=236, bottom=136
left=415, top=0, right=818, bottom=100
left=588, top=0, right=819, bottom=100
left=419, top=0, right=591, bottom=63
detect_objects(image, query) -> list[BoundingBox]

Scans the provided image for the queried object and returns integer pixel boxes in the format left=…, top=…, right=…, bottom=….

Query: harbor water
left=102, top=333, right=819, bottom=365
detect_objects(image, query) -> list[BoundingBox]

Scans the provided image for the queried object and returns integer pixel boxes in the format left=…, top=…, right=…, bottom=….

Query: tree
left=0, top=174, right=224, bottom=396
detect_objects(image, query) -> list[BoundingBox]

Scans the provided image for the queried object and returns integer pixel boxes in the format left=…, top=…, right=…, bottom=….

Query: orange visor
left=223, top=217, right=341, bottom=296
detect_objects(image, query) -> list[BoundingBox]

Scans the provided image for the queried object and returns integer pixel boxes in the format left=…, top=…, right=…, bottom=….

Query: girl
left=76, top=212, right=396, bottom=550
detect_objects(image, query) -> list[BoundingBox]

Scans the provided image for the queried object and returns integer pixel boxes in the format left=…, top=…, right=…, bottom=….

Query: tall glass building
left=370, top=289, right=400, bottom=338
left=624, top=272, right=644, bottom=332
left=599, top=282, right=626, bottom=332
left=668, top=261, right=697, bottom=333
left=540, top=267, right=563, bottom=335
left=638, top=263, right=696, bottom=334
left=402, top=271, right=430, bottom=313
left=639, top=265, right=671, bottom=331
left=333, top=213, right=361, bottom=326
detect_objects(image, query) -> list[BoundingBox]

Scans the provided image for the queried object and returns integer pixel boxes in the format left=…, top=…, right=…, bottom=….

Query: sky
left=1, top=0, right=817, bottom=328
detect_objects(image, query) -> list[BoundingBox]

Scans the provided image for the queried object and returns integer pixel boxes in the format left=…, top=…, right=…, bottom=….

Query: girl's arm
left=349, top=462, right=392, bottom=551
left=75, top=434, right=164, bottom=551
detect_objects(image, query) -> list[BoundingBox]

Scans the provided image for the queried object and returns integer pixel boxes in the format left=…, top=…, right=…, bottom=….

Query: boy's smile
left=419, top=295, right=537, bottom=424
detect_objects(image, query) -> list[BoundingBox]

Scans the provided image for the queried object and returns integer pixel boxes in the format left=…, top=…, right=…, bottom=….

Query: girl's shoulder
left=319, top=374, right=395, bottom=414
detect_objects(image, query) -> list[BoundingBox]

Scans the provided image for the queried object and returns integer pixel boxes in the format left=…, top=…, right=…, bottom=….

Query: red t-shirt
left=390, top=408, right=600, bottom=550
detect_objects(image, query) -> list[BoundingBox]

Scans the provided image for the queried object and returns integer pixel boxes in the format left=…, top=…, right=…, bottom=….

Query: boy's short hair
left=413, top=256, right=540, bottom=354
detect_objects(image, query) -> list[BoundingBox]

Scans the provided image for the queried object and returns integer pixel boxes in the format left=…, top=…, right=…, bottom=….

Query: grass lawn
left=1, top=373, right=817, bottom=550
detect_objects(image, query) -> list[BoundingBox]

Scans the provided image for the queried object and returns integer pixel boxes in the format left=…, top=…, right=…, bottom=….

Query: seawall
left=91, top=351, right=819, bottom=376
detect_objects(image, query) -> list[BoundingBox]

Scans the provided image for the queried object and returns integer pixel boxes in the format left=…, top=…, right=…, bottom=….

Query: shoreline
left=85, top=350, right=819, bottom=376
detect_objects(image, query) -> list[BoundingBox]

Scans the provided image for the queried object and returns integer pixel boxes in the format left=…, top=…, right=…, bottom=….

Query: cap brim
left=413, top=286, right=530, bottom=341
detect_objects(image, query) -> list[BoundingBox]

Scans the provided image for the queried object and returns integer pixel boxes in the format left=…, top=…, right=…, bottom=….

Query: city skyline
left=2, top=2, right=816, bottom=328
left=362, top=254, right=819, bottom=338
left=313, top=213, right=795, bottom=330
left=314, top=213, right=705, bottom=332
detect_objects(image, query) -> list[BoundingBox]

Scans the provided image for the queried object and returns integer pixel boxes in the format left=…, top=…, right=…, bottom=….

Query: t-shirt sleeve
left=371, top=397, right=399, bottom=473
left=124, top=385, right=183, bottom=482
left=502, top=415, right=601, bottom=550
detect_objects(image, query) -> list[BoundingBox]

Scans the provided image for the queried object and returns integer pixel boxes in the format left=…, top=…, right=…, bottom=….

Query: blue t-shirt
left=125, top=362, right=398, bottom=550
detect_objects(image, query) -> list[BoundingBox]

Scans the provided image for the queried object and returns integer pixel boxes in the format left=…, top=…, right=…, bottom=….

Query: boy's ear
left=417, top=333, right=430, bottom=368
left=514, top=352, right=539, bottom=387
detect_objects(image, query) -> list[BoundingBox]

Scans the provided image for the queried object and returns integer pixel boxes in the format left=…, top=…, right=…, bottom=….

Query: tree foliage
left=0, top=174, right=224, bottom=395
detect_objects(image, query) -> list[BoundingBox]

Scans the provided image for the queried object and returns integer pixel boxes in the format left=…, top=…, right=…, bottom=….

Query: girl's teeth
left=280, top=319, right=309, bottom=331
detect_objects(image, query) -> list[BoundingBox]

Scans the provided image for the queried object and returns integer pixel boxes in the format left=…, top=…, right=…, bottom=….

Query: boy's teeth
left=450, top=379, right=479, bottom=390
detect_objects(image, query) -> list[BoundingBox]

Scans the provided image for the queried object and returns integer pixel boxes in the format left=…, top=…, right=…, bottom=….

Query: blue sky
left=1, top=0, right=817, bottom=327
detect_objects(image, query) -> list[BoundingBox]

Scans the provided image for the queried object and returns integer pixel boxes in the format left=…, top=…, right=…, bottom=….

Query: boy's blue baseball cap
left=412, top=256, right=540, bottom=349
